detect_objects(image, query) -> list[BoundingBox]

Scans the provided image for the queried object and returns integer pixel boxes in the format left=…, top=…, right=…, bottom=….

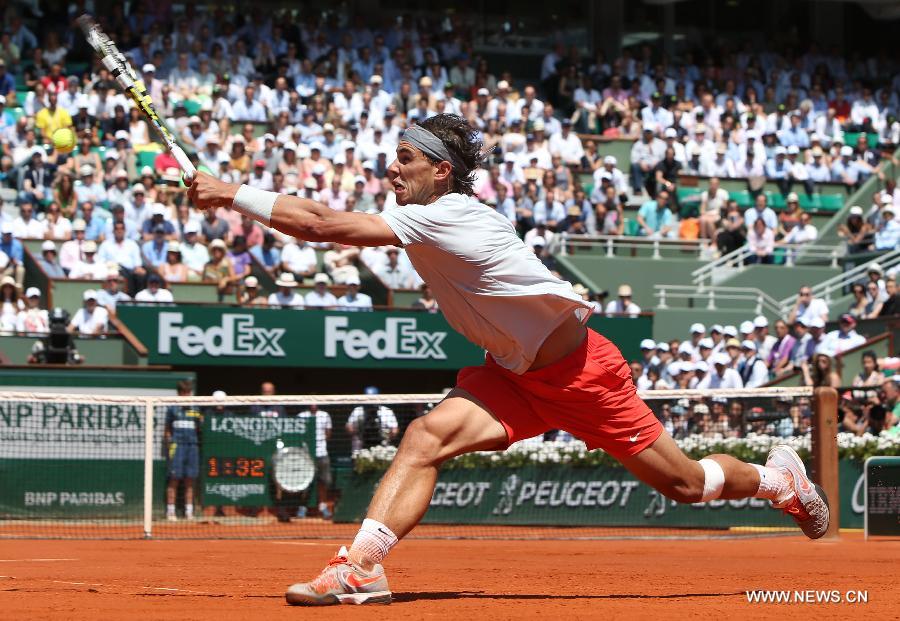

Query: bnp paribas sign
left=117, top=306, right=486, bottom=369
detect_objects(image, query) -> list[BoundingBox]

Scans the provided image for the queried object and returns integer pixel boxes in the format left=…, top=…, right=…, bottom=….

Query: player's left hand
left=185, top=171, right=239, bottom=211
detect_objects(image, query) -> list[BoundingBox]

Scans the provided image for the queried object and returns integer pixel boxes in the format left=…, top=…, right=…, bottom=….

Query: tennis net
left=0, top=387, right=839, bottom=539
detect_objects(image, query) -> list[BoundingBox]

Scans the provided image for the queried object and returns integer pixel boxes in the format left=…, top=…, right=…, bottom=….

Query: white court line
left=269, top=541, right=342, bottom=546
left=0, top=558, right=79, bottom=562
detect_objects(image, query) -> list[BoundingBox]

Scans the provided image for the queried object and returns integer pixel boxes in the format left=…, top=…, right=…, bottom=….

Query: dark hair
left=862, top=349, right=879, bottom=370
left=418, top=114, right=484, bottom=196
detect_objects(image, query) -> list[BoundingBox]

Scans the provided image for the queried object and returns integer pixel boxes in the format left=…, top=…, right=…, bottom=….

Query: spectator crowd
left=0, top=5, right=897, bottom=359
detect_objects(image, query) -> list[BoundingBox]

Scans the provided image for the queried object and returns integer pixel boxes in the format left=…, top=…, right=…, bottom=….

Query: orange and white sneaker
left=285, top=546, right=391, bottom=606
left=765, top=445, right=830, bottom=539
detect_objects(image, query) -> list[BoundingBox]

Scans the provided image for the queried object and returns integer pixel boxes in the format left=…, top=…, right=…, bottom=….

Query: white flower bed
left=351, top=431, right=900, bottom=473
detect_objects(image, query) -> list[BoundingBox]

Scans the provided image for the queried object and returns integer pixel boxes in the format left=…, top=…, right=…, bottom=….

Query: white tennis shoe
left=765, top=445, right=830, bottom=539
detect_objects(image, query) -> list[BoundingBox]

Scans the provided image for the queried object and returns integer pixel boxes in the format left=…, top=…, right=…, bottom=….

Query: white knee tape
left=698, top=458, right=725, bottom=502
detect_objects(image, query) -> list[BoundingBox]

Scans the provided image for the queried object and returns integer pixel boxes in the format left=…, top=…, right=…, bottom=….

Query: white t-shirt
left=337, top=292, right=373, bottom=310
left=281, top=242, right=318, bottom=274
left=69, top=306, right=109, bottom=335
left=296, top=409, right=333, bottom=458
left=797, top=297, right=829, bottom=324
left=267, top=291, right=304, bottom=308
left=134, top=288, right=175, bottom=302
left=305, top=290, right=338, bottom=307
left=697, top=368, right=743, bottom=389
left=380, top=193, right=591, bottom=374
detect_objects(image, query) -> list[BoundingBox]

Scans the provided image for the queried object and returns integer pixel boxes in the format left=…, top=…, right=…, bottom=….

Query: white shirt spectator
left=42, top=216, right=73, bottom=240
left=267, top=290, right=304, bottom=308
left=134, top=287, right=174, bottom=302
left=742, top=356, right=770, bottom=388
left=296, top=409, right=333, bottom=458
left=69, top=260, right=108, bottom=280
left=377, top=263, right=417, bottom=289
left=697, top=367, right=743, bottom=389
left=98, top=238, right=143, bottom=271
left=281, top=241, right=318, bottom=275
left=305, top=289, right=338, bottom=307
left=247, top=169, right=274, bottom=191
left=605, top=299, right=641, bottom=317
left=820, top=329, right=866, bottom=356
left=180, top=241, right=209, bottom=273
left=12, top=216, right=43, bottom=239
left=548, top=131, right=584, bottom=165
left=795, top=297, right=830, bottom=324
left=347, top=405, right=398, bottom=453
left=337, top=292, right=373, bottom=311
left=69, top=305, right=109, bottom=336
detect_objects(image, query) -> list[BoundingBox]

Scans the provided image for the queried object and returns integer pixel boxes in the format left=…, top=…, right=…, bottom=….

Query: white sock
left=349, top=518, right=398, bottom=567
left=185, top=504, right=194, bottom=517
left=751, top=464, right=792, bottom=502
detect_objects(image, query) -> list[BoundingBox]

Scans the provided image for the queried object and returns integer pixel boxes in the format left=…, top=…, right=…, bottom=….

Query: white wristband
left=232, top=184, right=277, bottom=227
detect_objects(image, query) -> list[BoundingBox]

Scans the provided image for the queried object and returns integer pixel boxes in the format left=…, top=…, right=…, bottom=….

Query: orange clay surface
left=1, top=533, right=897, bottom=620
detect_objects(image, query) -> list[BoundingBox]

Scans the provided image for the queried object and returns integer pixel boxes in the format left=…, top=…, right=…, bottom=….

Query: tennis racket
left=272, top=446, right=316, bottom=493
left=77, top=14, right=196, bottom=179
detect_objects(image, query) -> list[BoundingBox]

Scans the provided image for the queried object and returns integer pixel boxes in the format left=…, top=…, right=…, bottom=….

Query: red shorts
left=456, top=328, right=662, bottom=460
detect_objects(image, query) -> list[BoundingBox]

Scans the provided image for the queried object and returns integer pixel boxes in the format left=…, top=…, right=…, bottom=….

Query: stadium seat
left=676, top=187, right=702, bottom=207
left=624, top=218, right=642, bottom=236
left=15, top=91, right=28, bottom=107
left=729, top=190, right=754, bottom=208
left=766, top=192, right=786, bottom=210
left=183, top=99, right=201, bottom=116
left=798, top=194, right=821, bottom=211
left=137, top=151, right=157, bottom=170
left=819, top=194, right=844, bottom=212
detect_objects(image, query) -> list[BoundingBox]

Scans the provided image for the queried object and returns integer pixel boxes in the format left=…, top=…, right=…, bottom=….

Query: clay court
left=2, top=533, right=897, bottom=620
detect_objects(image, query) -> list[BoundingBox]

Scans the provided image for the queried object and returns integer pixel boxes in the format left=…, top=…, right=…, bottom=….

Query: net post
left=812, top=386, right=840, bottom=539
left=143, top=398, right=155, bottom=539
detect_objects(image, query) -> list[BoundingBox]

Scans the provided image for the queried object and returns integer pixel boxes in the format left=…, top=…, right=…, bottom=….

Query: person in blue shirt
left=164, top=379, right=202, bottom=521
left=0, top=223, right=24, bottom=288
left=0, top=60, right=15, bottom=97
left=777, top=114, right=810, bottom=149
left=141, top=204, right=176, bottom=240
left=744, top=193, right=779, bottom=230
left=764, top=147, right=792, bottom=195
left=873, top=205, right=900, bottom=251
left=79, top=202, right=107, bottom=242
left=250, top=231, right=282, bottom=278
left=636, top=189, right=675, bottom=238
left=141, top=226, right=169, bottom=267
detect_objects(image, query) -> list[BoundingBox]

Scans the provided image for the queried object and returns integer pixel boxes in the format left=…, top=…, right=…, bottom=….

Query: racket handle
left=171, top=145, right=196, bottom=180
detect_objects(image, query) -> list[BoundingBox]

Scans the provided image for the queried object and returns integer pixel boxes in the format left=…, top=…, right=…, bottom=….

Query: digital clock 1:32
left=206, top=457, right=266, bottom=478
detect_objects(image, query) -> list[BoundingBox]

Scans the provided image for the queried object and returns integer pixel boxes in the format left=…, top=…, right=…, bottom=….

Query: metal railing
left=692, top=244, right=843, bottom=288
left=779, top=248, right=900, bottom=311
left=558, top=233, right=706, bottom=259
left=654, top=284, right=783, bottom=316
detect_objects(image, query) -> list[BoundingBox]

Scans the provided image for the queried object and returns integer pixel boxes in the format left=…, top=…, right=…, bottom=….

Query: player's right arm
left=187, top=172, right=400, bottom=247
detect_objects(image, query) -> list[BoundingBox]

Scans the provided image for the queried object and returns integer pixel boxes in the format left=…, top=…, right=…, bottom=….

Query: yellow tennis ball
left=52, top=128, right=77, bottom=154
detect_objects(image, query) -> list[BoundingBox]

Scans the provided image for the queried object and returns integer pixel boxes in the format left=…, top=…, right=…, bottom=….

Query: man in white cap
left=75, top=165, right=107, bottom=206
left=738, top=340, right=769, bottom=388
left=873, top=203, right=900, bottom=251
left=337, top=276, right=373, bottom=311
left=594, top=154, right=629, bottom=200
left=36, top=240, right=65, bottom=279
left=68, top=289, right=109, bottom=336
left=68, top=240, right=108, bottom=280
left=688, top=322, right=706, bottom=351
left=189, top=113, right=830, bottom=605
left=268, top=272, right=304, bottom=308
left=16, top=287, right=49, bottom=333
left=698, top=353, right=744, bottom=389
left=305, top=272, right=338, bottom=308
left=765, top=146, right=791, bottom=195
left=753, top=315, right=777, bottom=360
left=639, top=338, right=659, bottom=372
left=97, top=267, right=132, bottom=313
left=180, top=221, right=209, bottom=275
left=830, top=145, right=859, bottom=189
left=604, top=284, right=641, bottom=318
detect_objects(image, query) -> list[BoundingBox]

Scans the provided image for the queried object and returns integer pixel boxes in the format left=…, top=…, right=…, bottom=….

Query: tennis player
left=187, top=114, right=829, bottom=606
